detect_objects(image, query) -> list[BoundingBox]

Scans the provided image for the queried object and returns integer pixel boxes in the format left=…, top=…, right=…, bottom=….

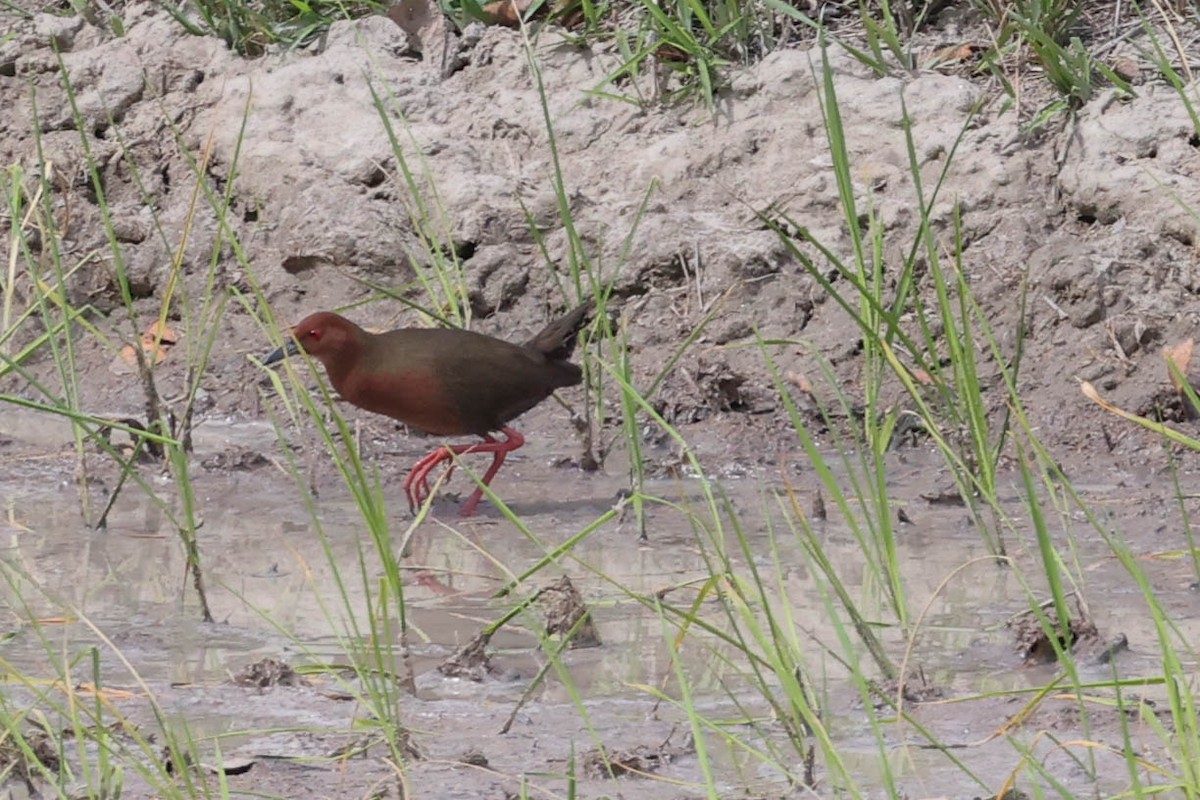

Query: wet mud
left=3, top=408, right=1197, bottom=798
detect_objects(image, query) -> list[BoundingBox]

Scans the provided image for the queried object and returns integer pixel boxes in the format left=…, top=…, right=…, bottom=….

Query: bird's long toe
left=403, top=473, right=423, bottom=514
left=405, top=447, right=460, bottom=514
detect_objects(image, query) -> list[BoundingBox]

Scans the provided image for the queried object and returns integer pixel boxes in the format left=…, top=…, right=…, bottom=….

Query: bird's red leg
left=404, top=449, right=444, bottom=512
left=404, top=435, right=496, bottom=513
left=457, top=427, right=525, bottom=517
left=404, top=427, right=526, bottom=516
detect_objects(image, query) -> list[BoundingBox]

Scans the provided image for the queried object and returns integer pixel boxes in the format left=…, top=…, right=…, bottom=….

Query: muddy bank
left=1, top=3, right=1199, bottom=470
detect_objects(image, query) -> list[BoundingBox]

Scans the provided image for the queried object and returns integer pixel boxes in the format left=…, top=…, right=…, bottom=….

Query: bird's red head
left=288, top=312, right=359, bottom=361
left=262, top=311, right=364, bottom=371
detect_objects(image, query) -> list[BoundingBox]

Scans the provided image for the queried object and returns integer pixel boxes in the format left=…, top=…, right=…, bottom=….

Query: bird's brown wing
left=367, top=328, right=579, bottom=436
left=440, top=339, right=581, bottom=434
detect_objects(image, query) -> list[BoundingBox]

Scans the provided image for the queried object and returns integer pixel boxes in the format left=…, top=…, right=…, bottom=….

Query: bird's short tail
left=525, top=299, right=595, bottom=361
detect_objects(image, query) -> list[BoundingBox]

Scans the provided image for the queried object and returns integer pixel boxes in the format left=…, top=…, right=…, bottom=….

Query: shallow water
left=2, top=408, right=1197, bottom=798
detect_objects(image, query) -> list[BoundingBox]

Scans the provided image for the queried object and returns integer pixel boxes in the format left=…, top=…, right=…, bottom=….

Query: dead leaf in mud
left=66, top=682, right=137, bottom=701
left=539, top=575, right=601, bottom=649
left=1111, top=55, right=1141, bottom=83
left=412, top=569, right=460, bottom=597
left=651, top=41, right=692, bottom=64
left=786, top=369, right=814, bottom=394
left=924, top=41, right=985, bottom=69
left=549, top=0, right=585, bottom=28
left=233, top=658, right=305, bottom=689
left=479, top=0, right=534, bottom=26
left=115, top=320, right=177, bottom=373
left=1163, top=338, right=1194, bottom=393
left=386, top=0, right=445, bottom=55
left=909, top=367, right=934, bottom=386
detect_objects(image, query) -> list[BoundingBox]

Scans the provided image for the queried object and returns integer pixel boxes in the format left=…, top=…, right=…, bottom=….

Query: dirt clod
left=457, top=749, right=489, bottom=767
left=201, top=448, right=271, bottom=472
left=0, top=726, right=61, bottom=790
left=975, top=790, right=1030, bottom=800
left=871, top=669, right=946, bottom=707
left=657, top=355, right=754, bottom=424
left=580, top=733, right=694, bottom=779
left=1008, top=604, right=1126, bottom=666
left=438, top=630, right=500, bottom=681
left=539, top=575, right=601, bottom=649
left=233, top=658, right=305, bottom=688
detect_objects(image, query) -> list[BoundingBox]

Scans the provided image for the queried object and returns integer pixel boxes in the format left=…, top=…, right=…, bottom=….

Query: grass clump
left=165, top=0, right=388, bottom=55
left=147, top=0, right=1171, bottom=117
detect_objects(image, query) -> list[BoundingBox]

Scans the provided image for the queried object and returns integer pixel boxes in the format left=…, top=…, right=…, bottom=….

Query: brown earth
left=3, top=2, right=1200, bottom=476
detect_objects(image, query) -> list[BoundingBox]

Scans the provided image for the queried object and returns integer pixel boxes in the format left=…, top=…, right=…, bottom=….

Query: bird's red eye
left=307, top=329, right=321, bottom=342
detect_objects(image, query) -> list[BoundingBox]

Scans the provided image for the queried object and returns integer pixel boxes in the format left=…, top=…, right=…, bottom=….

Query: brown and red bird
left=264, top=301, right=593, bottom=516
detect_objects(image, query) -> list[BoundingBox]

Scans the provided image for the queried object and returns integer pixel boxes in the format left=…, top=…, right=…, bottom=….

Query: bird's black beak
left=262, top=338, right=300, bottom=366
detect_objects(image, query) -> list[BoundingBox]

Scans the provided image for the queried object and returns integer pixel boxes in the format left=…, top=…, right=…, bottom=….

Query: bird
left=263, top=300, right=593, bottom=517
